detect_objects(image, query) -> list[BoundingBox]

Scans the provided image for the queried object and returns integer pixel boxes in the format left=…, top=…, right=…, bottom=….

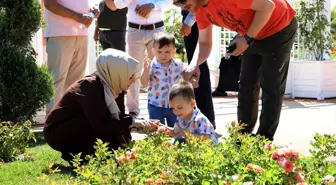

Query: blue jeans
left=148, top=103, right=176, bottom=127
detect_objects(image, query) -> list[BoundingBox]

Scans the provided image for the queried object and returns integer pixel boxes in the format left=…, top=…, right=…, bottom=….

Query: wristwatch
left=149, top=3, right=155, bottom=9
left=244, top=34, right=256, bottom=46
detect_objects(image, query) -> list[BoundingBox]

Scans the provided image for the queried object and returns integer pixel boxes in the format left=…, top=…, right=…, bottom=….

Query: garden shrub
left=0, top=0, right=41, bottom=47
left=0, top=0, right=54, bottom=122
left=0, top=121, right=35, bottom=162
left=68, top=122, right=336, bottom=185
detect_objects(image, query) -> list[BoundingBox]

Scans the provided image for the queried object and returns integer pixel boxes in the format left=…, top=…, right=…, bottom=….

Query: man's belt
left=128, top=21, right=164, bottom=30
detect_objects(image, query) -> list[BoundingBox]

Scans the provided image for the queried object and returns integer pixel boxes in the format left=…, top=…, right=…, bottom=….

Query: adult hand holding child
left=183, top=65, right=200, bottom=88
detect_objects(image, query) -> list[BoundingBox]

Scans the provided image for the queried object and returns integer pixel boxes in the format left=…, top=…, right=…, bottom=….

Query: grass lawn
left=0, top=136, right=75, bottom=185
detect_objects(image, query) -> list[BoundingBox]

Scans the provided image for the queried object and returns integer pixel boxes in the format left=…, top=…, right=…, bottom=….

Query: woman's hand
left=129, top=118, right=162, bottom=133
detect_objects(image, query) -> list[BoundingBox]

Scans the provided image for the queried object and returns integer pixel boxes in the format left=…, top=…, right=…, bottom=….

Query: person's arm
left=190, top=25, right=213, bottom=67
left=94, top=25, right=99, bottom=41
left=140, top=59, right=152, bottom=86
left=114, top=0, right=132, bottom=9
left=182, top=12, right=195, bottom=36
left=183, top=12, right=196, bottom=27
left=237, top=0, right=275, bottom=38
left=104, top=0, right=117, bottom=11
left=44, top=0, right=81, bottom=20
left=151, top=0, right=174, bottom=12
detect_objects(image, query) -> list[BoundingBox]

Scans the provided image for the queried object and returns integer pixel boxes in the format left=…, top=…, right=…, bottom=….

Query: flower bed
left=46, top=122, right=336, bottom=185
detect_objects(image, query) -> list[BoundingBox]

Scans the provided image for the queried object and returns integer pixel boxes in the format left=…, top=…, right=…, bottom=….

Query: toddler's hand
left=148, top=119, right=163, bottom=130
left=143, top=57, right=152, bottom=73
left=157, top=126, right=174, bottom=136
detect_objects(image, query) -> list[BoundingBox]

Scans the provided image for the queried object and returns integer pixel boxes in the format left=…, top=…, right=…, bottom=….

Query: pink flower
left=295, top=172, right=305, bottom=183
left=278, top=157, right=294, bottom=172
left=243, top=182, right=253, bottom=185
left=271, top=150, right=280, bottom=160
left=264, top=144, right=272, bottom=151
left=271, top=146, right=300, bottom=161
left=296, top=183, right=308, bottom=185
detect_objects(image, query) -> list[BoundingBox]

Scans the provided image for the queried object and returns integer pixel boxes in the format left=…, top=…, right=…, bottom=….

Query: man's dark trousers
left=99, top=31, right=126, bottom=51
left=238, top=18, right=298, bottom=141
left=182, top=11, right=215, bottom=122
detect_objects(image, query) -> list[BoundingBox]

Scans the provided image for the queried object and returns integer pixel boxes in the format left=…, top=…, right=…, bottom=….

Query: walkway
left=34, top=93, right=336, bottom=155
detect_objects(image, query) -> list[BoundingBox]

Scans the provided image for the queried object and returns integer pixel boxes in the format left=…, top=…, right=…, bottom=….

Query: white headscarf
left=96, top=49, right=140, bottom=120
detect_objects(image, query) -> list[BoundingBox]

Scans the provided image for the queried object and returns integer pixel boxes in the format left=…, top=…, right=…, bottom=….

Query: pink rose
left=264, top=144, right=272, bottom=151
left=278, top=157, right=294, bottom=172
left=295, top=172, right=305, bottom=183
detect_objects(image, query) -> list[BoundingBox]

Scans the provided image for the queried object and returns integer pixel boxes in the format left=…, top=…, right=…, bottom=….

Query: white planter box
left=287, top=60, right=336, bottom=100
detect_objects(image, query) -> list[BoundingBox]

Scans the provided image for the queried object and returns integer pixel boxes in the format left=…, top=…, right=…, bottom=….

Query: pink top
left=44, top=0, right=90, bottom=37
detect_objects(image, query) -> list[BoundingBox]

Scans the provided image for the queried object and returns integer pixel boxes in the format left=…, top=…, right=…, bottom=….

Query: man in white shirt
left=113, top=0, right=173, bottom=117
left=44, top=0, right=98, bottom=114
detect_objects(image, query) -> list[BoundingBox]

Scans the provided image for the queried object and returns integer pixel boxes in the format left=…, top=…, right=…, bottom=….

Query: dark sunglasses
left=173, top=0, right=187, bottom=7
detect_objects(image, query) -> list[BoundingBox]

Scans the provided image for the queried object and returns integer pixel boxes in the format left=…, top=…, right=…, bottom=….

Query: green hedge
left=0, top=0, right=54, bottom=122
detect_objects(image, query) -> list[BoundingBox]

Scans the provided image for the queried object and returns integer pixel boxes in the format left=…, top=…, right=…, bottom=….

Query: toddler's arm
left=140, top=58, right=152, bottom=86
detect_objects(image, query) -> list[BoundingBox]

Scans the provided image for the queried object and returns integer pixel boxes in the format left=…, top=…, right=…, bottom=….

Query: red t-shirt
left=195, top=0, right=296, bottom=40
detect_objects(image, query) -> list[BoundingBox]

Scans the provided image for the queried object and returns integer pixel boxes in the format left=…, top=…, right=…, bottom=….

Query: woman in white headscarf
left=44, top=49, right=151, bottom=163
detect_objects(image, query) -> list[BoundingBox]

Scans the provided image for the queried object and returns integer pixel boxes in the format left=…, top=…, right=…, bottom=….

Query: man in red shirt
left=174, top=0, right=297, bottom=141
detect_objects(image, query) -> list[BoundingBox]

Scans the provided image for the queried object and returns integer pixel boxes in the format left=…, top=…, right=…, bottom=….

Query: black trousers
left=99, top=30, right=126, bottom=51
left=238, top=18, right=298, bottom=141
left=182, top=11, right=215, bottom=122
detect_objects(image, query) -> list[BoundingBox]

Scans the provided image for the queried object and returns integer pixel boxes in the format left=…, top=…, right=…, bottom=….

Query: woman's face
left=127, top=74, right=136, bottom=88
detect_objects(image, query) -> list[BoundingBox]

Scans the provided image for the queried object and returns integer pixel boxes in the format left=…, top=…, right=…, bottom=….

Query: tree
left=296, top=0, right=332, bottom=60
left=331, top=5, right=336, bottom=43
left=164, top=9, right=186, bottom=62
left=0, top=0, right=54, bottom=123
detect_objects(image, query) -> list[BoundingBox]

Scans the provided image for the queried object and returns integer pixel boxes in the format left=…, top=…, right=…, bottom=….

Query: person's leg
left=212, top=57, right=229, bottom=96
left=184, top=22, right=216, bottom=125
left=148, top=103, right=166, bottom=125
left=104, top=31, right=126, bottom=52
left=237, top=54, right=262, bottom=134
left=98, top=31, right=112, bottom=50
left=64, top=36, right=88, bottom=90
left=257, top=19, right=298, bottom=141
left=166, top=108, right=177, bottom=128
left=45, top=37, right=76, bottom=114
left=126, top=28, right=147, bottom=115
left=43, top=117, right=96, bottom=163
left=195, top=62, right=215, bottom=122
left=112, top=31, right=126, bottom=52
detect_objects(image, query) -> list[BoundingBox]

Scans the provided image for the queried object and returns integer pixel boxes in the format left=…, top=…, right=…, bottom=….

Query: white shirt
left=114, top=0, right=173, bottom=24
left=44, top=0, right=90, bottom=37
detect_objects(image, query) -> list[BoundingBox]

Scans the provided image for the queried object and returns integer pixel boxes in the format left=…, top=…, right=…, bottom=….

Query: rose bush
left=46, top=121, right=335, bottom=185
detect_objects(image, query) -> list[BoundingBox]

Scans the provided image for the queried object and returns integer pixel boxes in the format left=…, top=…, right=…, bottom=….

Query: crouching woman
left=44, top=49, right=145, bottom=162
